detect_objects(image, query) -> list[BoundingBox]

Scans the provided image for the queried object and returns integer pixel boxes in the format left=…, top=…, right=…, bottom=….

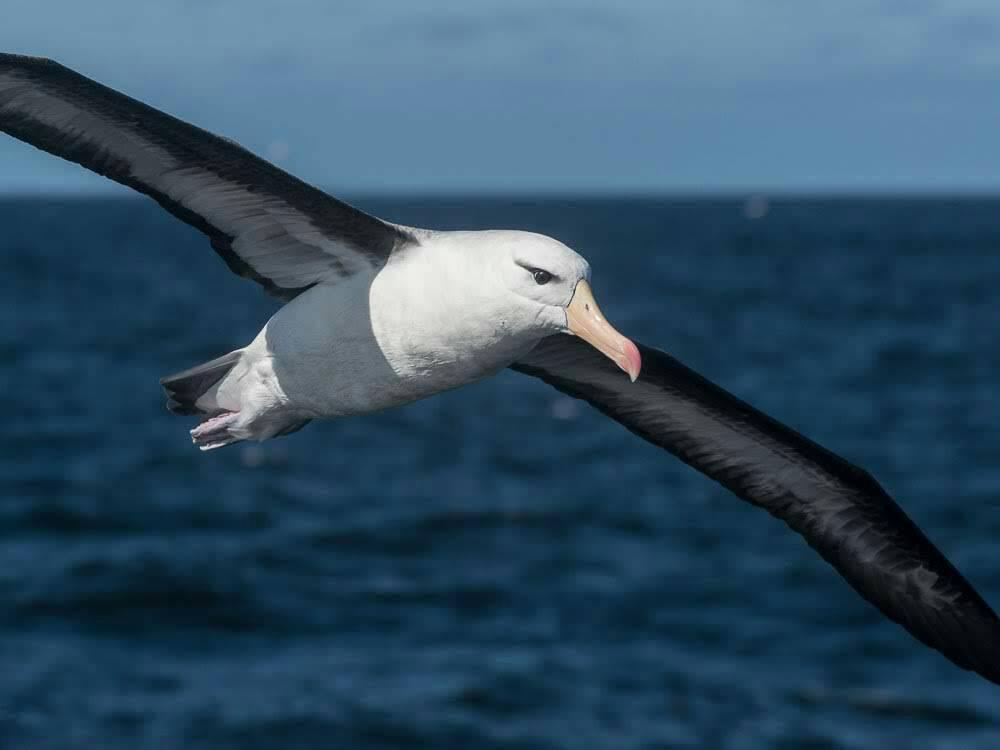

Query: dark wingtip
left=512, top=335, right=1000, bottom=687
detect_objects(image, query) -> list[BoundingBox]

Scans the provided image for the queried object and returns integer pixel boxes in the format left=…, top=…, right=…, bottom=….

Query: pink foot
left=190, top=411, right=240, bottom=451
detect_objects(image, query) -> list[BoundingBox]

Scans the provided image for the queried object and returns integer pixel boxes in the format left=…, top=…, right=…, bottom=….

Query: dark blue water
left=2, top=197, right=999, bottom=748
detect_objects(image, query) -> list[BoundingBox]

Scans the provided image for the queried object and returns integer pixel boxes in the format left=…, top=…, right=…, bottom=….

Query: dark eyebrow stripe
left=514, top=260, right=559, bottom=279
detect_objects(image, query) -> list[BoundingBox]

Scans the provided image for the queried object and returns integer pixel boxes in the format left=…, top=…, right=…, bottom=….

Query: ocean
left=1, top=196, right=999, bottom=749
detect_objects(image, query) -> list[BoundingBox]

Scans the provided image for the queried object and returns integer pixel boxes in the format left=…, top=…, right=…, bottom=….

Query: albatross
left=2, top=54, right=999, bottom=686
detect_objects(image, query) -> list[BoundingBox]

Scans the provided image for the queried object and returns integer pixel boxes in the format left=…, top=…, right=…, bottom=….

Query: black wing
left=513, top=334, right=1000, bottom=685
left=0, top=54, right=413, bottom=301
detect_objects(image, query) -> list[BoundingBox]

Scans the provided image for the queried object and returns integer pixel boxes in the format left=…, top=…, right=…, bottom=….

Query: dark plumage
left=160, top=349, right=243, bottom=416
left=514, top=335, right=1000, bottom=684
left=0, top=54, right=411, bottom=301
left=4, top=53, right=997, bottom=687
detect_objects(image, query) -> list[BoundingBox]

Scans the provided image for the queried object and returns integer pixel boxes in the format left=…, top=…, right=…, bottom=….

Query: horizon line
left=4, top=186, right=1000, bottom=201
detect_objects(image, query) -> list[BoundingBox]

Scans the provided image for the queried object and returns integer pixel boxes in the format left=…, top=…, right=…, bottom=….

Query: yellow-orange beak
left=565, top=280, right=641, bottom=382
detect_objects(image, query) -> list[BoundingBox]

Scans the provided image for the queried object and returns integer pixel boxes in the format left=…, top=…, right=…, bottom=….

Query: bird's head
left=496, top=231, right=641, bottom=382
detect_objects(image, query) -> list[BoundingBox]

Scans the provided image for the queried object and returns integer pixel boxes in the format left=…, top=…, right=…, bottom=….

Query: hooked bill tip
left=621, top=339, right=642, bottom=382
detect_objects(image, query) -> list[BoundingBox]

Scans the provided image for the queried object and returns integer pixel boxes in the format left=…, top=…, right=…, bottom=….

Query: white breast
left=232, top=234, right=541, bottom=419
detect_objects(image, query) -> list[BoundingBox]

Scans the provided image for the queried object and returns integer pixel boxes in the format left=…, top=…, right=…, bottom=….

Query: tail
left=159, top=349, right=243, bottom=416
left=160, top=350, right=311, bottom=451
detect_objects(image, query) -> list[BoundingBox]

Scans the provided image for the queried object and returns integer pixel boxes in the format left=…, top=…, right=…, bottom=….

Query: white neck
left=368, top=230, right=547, bottom=387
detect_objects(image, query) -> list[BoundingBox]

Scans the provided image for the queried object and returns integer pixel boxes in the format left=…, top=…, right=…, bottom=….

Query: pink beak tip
left=623, top=339, right=642, bottom=382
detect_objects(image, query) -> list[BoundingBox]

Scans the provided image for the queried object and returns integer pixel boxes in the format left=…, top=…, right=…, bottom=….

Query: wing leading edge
left=0, top=54, right=412, bottom=300
left=514, top=334, right=1000, bottom=685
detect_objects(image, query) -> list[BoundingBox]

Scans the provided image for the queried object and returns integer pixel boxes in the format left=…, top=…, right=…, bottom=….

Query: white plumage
left=191, top=230, right=602, bottom=448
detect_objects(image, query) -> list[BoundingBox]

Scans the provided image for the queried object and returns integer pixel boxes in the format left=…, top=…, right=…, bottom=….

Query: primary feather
left=0, top=53, right=412, bottom=300
left=514, top=334, right=1000, bottom=684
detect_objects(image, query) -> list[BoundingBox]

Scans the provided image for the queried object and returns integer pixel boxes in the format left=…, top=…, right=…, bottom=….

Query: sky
left=2, top=0, right=1000, bottom=194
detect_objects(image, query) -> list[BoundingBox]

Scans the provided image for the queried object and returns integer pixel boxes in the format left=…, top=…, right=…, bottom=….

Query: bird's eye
left=531, top=269, right=553, bottom=285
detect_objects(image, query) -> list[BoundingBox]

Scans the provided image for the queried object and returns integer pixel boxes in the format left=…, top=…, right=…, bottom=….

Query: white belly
left=212, top=267, right=539, bottom=432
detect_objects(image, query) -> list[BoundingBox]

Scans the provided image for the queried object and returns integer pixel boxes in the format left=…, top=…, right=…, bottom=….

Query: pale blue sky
left=3, top=0, right=1000, bottom=193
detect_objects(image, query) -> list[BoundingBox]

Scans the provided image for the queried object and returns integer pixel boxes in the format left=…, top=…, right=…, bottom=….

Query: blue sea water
left=1, top=196, right=999, bottom=749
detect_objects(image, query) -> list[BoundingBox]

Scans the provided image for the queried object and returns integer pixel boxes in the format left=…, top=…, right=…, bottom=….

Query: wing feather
left=513, top=334, right=1000, bottom=685
left=0, top=54, right=412, bottom=300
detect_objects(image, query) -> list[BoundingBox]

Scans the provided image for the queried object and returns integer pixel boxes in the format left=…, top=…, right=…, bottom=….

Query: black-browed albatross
left=2, top=54, right=998, bottom=686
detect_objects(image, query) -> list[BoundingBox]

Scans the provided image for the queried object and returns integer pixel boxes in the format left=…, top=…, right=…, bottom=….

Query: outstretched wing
left=0, top=54, right=413, bottom=301
left=513, top=334, right=1000, bottom=685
